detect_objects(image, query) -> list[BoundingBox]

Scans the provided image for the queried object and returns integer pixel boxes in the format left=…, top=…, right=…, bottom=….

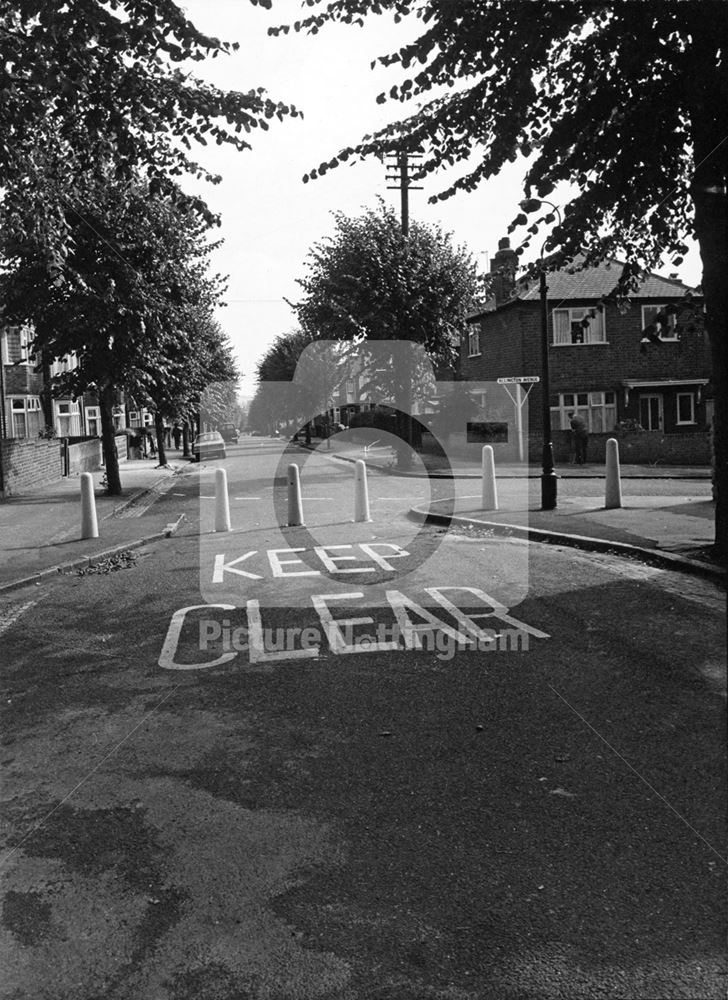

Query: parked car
left=192, top=431, right=226, bottom=461
left=218, top=422, right=239, bottom=443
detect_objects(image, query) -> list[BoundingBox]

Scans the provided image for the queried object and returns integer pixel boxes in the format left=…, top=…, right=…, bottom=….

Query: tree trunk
left=100, top=384, right=121, bottom=495
left=182, top=421, right=190, bottom=457
left=39, top=350, right=53, bottom=430
left=154, top=411, right=167, bottom=467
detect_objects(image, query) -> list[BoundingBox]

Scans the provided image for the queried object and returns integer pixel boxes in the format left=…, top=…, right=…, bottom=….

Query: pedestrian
left=173, top=424, right=182, bottom=449
left=568, top=411, right=589, bottom=464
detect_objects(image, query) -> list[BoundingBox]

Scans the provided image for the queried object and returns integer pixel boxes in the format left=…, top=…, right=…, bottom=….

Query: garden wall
left=0, top=438, right=63, bottom=496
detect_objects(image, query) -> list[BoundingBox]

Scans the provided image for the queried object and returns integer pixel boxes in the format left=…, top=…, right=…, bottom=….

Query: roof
left=517, top=258, right=696, bottom=302
left=467, top=258, right=698, bottom=322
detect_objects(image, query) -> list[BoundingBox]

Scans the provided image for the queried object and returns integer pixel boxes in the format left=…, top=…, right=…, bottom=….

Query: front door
left=639, top=393, right=663, bottom=431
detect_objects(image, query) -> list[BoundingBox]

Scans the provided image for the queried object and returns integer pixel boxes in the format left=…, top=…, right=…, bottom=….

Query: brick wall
left=526, top=430, right=711, bottom=466
left=3, top=365, right=44, bottom=395
left=462, top=298, right=711, bottom=434
left=0, top=438, right=63, bottom=496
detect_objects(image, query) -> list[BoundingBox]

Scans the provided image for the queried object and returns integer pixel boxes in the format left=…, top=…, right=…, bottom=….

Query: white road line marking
left=0, top=599, right=41, bottom=638
left=233, top=497, right=262, bottom=500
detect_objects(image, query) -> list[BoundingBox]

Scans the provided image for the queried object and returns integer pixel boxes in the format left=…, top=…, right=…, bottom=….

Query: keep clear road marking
left=159, top=589, right=549, bottom=671
left=0, top=597, right=45, bottom=638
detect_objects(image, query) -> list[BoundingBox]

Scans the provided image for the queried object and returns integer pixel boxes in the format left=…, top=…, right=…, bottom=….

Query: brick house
left=0, top=324, right=45, bottom=438
left=461, top=239, right=711, bottom=463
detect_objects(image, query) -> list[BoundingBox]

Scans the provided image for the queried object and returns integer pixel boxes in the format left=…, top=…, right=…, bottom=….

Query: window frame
left=552, top=307, right=607, bottom=346
left=639, top=393, right=664, bottom=432
left=7, top=395, right=42, bottom=436
left=641, top=304, right=678, bottom=342
left=676, top=392, right=696, bottom=425
left=467, top=328, right=482, bottom=357
left=550, top=390, right=617, bottom=432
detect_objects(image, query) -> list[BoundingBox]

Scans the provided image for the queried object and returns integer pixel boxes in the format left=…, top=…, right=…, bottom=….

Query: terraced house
left=462, top=239, right=712, bottom=465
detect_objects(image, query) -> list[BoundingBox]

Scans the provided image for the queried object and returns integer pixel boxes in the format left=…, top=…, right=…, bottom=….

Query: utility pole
left=386, top=151, right=423, bottom=236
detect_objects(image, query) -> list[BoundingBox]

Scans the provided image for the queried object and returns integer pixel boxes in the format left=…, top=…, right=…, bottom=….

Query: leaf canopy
left=0, top=0, right=299, bottom=194
left=273, top=0, right=727, bottom=277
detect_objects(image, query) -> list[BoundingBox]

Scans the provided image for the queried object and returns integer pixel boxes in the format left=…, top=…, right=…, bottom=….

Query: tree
left=270, top=0, right=728, bottom=558
left=0, top=172, right=225, bottom=493
left=131, top=309, right=239, bottom=465
left=291, top=201, right=479, bottom=464
left=252, top=329, right=349, bottom=440
left=0, top=2, right=298, bottom=203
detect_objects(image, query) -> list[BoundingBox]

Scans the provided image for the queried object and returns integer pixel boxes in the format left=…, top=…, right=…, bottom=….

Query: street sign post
left=496, top=378, right=540, bottom=461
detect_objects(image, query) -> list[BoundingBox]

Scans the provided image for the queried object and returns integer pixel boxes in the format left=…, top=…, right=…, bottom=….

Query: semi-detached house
left=461, top=238, right=712, bottom=464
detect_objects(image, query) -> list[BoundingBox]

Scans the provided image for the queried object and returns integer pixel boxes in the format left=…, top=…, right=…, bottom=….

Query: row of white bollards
left=479, top=440, right=623, bottom=511
left=82, top=441, right=625, bottom=539
left=212, top=460, right=372, bottom=532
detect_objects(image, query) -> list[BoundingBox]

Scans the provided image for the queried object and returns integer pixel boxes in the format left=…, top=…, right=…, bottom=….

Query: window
left=55, top=399, right=81, bottom=437
left=552, top=307, right=606, bottom=345
left=551, top=391, right=617, bottom=432
left=8, top=396, right=42, bottom=437
left=346, top=379, right=355, bottom=397
left=50, top=352, right=80, bottom=378
left=2, top=326, right=26, bottom=364
left=641, top=304, right=678, bottom=341
left=639, top=394, right=663, bottom=431
left=676, top=392, right=695, bottom=425
left=467, top=329, right=481, bottom=357
left=86, top=406, right=101, bottom=436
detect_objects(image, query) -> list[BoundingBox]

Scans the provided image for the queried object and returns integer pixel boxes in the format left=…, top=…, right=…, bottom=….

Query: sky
left=180, top=1, right=703, bottom=398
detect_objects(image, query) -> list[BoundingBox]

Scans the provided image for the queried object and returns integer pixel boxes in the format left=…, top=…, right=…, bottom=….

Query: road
left=0, top=438, right=725, bottom=1000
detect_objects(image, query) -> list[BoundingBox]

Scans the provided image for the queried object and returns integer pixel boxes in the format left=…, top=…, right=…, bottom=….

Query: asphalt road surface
left=0, top=438, right=725, bottom=1000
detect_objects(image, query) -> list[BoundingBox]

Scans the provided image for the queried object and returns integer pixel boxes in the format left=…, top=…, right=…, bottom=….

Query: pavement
left=0, top=455, right=194, bottom=592
left=0, top=441, right=723, bottom=594
left=302, top=435, right=714, bottom=480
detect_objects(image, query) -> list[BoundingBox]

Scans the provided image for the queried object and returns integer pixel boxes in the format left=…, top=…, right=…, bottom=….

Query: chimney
left=489, top=237, right=518, bottom=307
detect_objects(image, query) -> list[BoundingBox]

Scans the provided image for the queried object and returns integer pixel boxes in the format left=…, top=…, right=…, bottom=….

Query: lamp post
left=521, top=198, right=561, bottom=510
left=539, top=264, right=558, bottom=509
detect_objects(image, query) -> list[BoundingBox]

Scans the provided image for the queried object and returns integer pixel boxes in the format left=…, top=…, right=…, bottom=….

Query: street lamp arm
left=518, top=198, right=563, bottom=262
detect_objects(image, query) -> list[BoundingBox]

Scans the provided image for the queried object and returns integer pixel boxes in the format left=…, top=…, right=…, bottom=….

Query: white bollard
left=80, top=472, right=99, bottom=539
left=287, top=463, right=304, bottom=526
left=354, top=459, right=372, bottom=522
left=481, top=445, right=498, bottom=511
left=214, top=467, right=232, bottom=532
left=605, top=437, right=623, bottom=509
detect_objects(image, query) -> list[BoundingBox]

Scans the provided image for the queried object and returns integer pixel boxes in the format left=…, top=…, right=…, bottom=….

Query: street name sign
left=497, top=376, right=540, bottom=384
